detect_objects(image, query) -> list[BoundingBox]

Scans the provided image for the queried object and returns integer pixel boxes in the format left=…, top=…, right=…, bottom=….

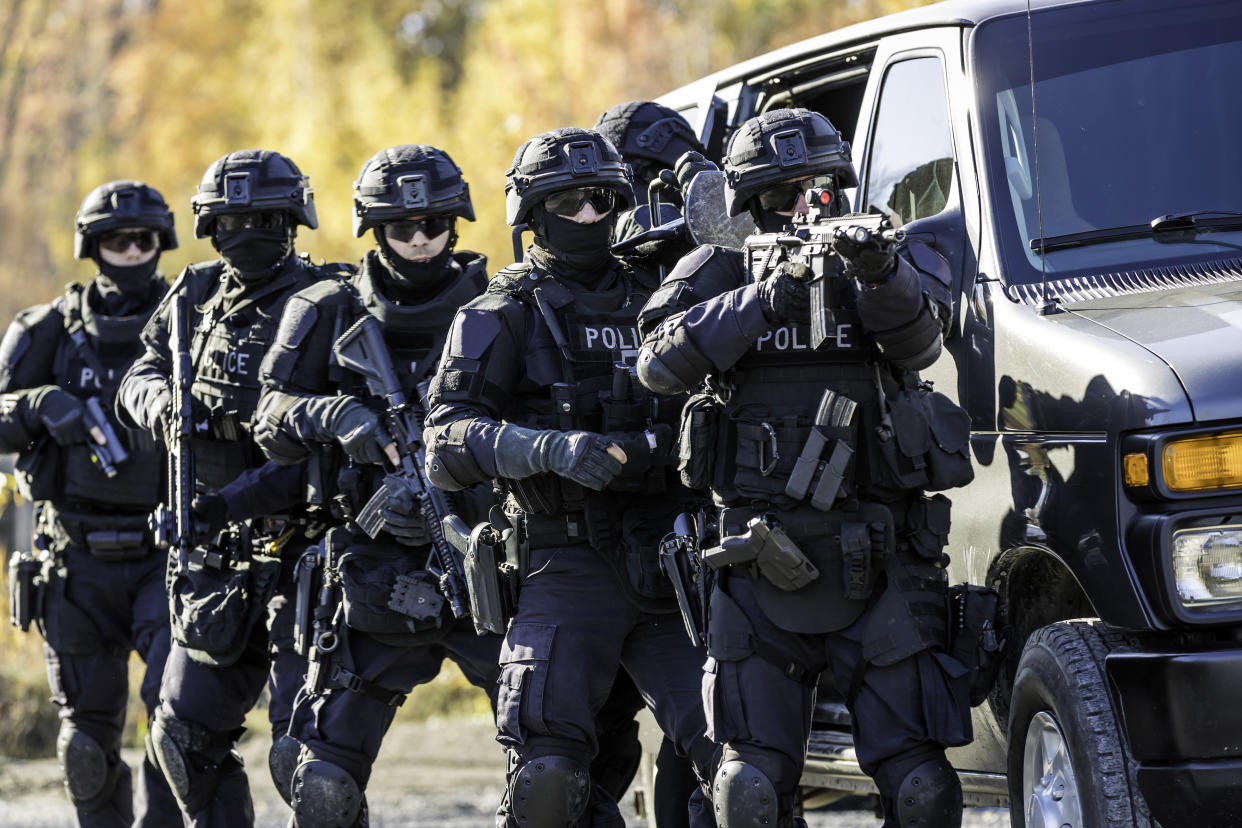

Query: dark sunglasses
left=383, top=215, right=455, bottom=244
left=757, top=175, right=836, bottom=213
left=216, top=211, right=288, bottom=233
left=543, top=187, right=618, bottom=218
left=99, top=230, right=158, bottom=253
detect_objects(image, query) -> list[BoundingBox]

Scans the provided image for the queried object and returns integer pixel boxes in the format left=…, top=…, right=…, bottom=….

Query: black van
left=653, top=1, right=1242, bottom=825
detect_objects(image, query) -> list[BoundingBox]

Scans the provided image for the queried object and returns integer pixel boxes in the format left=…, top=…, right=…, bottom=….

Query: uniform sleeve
left=0, top=305, right=67, bottom=449
left=636, top=244, right=772, bottom=395
left=422, top=299, right=527, bottom=491
left=854, top=240, right=949, bottom=371
left=116, top=274, right=180, bottom=432
left=217, top=458, right=308, bottom=520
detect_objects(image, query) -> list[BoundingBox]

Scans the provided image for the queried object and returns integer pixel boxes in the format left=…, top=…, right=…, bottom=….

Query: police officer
left=635, top=108, right=972, bottom=828
left=424, top=127, right=719, bottom=828
left=117, top=150, right=341, bottom=827
left=593, top=100, right=713, bottom=826
left=0, top=180, right=180, bottom=827
left=252, top=144, right=500, bottom=827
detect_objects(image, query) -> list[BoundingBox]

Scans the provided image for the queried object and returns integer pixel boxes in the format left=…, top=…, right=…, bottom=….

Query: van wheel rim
left=1022, top=711, right=1083, bottom=828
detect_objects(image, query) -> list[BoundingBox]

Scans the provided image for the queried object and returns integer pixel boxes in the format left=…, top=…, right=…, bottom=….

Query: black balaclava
left=373, top=226, right=458, bottom=304
left=213, top=224, right=294, bottom=283
left=91, top=259, right=162, bottom=317
left=528, top=206, right=619, bottom=287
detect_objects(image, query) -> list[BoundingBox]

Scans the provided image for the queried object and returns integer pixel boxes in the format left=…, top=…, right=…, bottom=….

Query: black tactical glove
left=674, top=151, right=719, bottom=205
left=834, top=227, right=897, bottom=284
left=34, top=388, right=86, bottom=444
left=494, top=425, right=625, bottom=491
left=378, top=487, right=430, bottom=547
left=756, top=263, right=812, bottom=324
left=191, top=493, right=230, bottom=542
left=152, top=386, right=211, bottom=445
left=329, top=402, right=392, bottom=467
left=605, top=423, right=675, bottom=479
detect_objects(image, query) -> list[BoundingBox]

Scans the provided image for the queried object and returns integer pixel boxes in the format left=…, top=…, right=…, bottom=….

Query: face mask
left=95, top=257, right=159, bottom=296
left=532, top=212, right=617, bottom=279
left=375, top=229, right=457, bottom=295
left=214, top=226, right=291, bottom=280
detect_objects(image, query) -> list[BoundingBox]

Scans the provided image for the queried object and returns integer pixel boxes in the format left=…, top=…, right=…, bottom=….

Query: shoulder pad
left=178, top=261, right=226, bottom=304
left=273, top=295, right=320, bottom=350
left=288, top=277, right=359, bottom=310
left=453, top=249, right=488, bottom=274
left=447, top=307, right=503, bottom=360
left=0, top=302, right=61, bottom=373
left=487, top=262, right=540, bottom=297
left=904, top=241, right=951, bottom=288
left=312, top=261, right=359, bottom=279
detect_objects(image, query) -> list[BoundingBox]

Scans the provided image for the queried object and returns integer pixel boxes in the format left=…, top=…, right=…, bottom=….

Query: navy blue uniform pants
left=706, top=570, right=971, bottom=825
left=159, top=552, right=306, bottom=828
left=290, top=617, right=502, bottom=788
left=41, top=542, right=179, bottom=828
left=495, top=542, right=717, bottom=828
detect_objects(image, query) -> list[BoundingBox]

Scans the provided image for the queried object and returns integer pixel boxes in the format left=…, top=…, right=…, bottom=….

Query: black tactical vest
left=492, top=261, right=671, bottom=513
left=711, top=252, right=882, bottom=509
left=186, top=257, right=343, bottom=489
left=50, top=282, right=165, bottom=509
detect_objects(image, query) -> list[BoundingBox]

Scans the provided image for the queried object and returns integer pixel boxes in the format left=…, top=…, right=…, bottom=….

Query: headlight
left=1171, top=524, right=1242, bottom=606
left=1163, top=432, right=1242, bottom=493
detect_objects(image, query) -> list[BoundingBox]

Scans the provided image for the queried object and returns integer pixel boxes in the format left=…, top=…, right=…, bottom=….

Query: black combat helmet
left=352, top=144, right=474, bottom=237
left=722, top=108, right=858, bottom=217
left=504, top=127, right=635, bottom=227
left=74, top=180, right=178, bottom=260
left=191, top=149, right=317, bottom=238
left=593, top=101, right=705, bottom=170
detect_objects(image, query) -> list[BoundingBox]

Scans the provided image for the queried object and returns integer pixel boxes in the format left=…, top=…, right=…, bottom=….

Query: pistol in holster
left=703, top=516, right=820, bottom=591
left=8, top=548, right=44, bottom=632
left=442, top=507, right=523, bottom=636
left=658, top=511, right=710, bottom=647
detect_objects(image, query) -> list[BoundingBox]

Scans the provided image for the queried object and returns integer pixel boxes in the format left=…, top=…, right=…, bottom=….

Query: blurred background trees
left=0, top=0, right=932, bottom=319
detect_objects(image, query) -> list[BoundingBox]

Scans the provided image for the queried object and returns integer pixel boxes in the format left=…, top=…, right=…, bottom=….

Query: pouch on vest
left=15, top=438, right=61, bottom=502
left=730, top=414, right=809, bottom=500
left=948, top=583, right=1008, bottom=706
left=677, top=392, right=718, bottom=491
left=905, top=493, right=952, bottom=563
left=169, top=555, right=281, bottom=667
left=872, top=387, right=973, bottom=494
left=336, top=544, right=447, bottom=645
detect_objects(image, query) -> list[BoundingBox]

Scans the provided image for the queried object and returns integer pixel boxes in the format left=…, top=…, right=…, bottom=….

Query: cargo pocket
left=873, top=390, right=933, bottom=492
left=496, top=622, right=556, bottom=745
left=924, top=391, right=974, bottom=491
left=918, top=650, right=973, bottom=748
left=38, top=564, right=99, bottom=655
left=703, top=656, right=752, bottom=745
left=905, top=494, right=952, bottom=562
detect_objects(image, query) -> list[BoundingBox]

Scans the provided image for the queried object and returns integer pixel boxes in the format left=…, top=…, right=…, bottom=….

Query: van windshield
left=974, top=0, right=1242, bottom=286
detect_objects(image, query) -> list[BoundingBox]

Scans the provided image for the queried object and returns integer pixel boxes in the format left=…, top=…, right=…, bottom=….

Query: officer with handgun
left=636, top=108, right=973, bottom=828
left=0, top=181, right=180, bottom=827
left=251, top=144, right=500, bottom=827
left=423, top=126, right=720, bottom=828
left=117, top=150, right=347, bottom=826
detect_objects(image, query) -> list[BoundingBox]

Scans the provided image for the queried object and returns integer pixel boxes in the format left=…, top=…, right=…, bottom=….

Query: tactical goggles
left=98, top=229, right=158, bottom=253
left=757, top=175, right=836, bottom=213
left=215, top=211, right=288, bottom=233
left=383, top=215, right=455, bottom=243
left=543, top=187, right=618, bottom=218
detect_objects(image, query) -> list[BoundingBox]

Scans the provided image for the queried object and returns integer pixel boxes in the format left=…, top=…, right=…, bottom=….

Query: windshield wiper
left=1031, top=209, right=1242, bottom=253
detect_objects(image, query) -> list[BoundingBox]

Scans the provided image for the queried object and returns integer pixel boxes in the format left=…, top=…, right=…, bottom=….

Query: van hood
left=1068, top=280, right=1242, bottom=424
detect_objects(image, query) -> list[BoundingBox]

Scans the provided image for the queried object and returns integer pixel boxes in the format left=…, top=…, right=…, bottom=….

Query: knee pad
left=712, top=759, right=779, bottom=828
left=270, top=732, right=303, bottom=806
left=875, top=749, right=962, bottom=828
left=290, top=758, right=364, bottom=828
left=149, top=708, right=231, bottom=815
left=56, top=722, right=119, bottom=810
left=507, top=752, right=590, bottom=826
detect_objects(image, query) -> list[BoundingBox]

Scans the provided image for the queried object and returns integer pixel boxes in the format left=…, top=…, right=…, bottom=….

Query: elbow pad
left=424, top=420, right=489, bottom=492
left=635, top=315, right=712, bottom=395
left=874, top=302, right=943, bottom=371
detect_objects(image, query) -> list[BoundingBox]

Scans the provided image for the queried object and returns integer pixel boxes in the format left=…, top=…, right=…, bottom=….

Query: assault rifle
left=745, top=188, right=901, bottom=350
left=150, top=292, right=196, bottom=570
left=332, top=314, right=469, bottom=622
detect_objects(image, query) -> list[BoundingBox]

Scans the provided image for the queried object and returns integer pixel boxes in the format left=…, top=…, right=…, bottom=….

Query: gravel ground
left=0, top=715, right=1011, bottom=827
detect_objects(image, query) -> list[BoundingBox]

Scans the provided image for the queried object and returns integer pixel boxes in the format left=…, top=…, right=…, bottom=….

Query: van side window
left=864, top=56, right=955, bottom=227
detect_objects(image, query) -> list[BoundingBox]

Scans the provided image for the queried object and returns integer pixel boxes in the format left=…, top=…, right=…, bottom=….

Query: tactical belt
left=49, top=510, right=152, bottom=559
left=522, top=510, right=591, bottom=548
